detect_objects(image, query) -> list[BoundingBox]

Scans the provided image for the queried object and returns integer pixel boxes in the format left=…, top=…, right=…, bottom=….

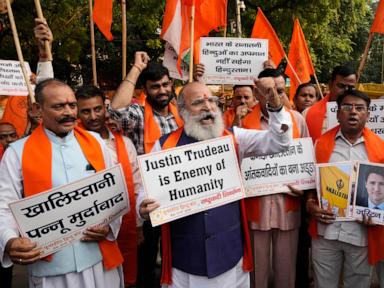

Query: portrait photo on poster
left=354, top=162, right=384, bottom=225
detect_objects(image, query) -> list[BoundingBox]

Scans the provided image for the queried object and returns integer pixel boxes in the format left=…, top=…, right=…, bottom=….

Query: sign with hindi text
left=137, top=136, right=244, bottom=226
left=200, top=37, right=268, bottom=85
left=0, top=60, right=32, bottom=96
left=327, top=99, right=384, bottom=139
left=9, top=165, right=129, bottom=257
left=316, top=162, right=353, bottom=221
left=241, top=138, right=316, bottom=197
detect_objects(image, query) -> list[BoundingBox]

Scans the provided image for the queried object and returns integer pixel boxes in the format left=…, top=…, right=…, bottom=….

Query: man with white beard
left=138, top=80, right=293, bottom=288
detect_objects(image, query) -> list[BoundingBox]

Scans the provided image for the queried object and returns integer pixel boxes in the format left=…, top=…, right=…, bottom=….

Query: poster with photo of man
left=354, top=162, right=384, bottom=225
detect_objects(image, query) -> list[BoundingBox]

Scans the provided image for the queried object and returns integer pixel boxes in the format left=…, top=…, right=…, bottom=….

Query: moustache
left=58, top=117, right=76, bottom=124
left=195, top=111, right=216, bottom=121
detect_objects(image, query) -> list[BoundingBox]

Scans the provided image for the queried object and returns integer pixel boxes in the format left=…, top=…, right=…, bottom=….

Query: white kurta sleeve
left=234, top=107, right=293, bottom=160
left=36, top=61, right=54, bottom=84
left=0, top=147, right=23, bottom=267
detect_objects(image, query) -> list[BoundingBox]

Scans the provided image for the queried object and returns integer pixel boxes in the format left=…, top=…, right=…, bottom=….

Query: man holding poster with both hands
left=138, top=78, right=293, bottom=288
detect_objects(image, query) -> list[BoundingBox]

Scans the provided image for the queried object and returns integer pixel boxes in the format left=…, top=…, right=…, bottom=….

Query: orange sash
left=113, top=132, right=138, bottom=285
left=223, top=108, right=235, bottom=128
left=159, top=127, right=253, bottom=285
left=143, top=99, right=183, bottom=154
left=22, top=124, right=123, bottom=270
left=242, top=104, right=301, bottom=222
left=312, top=125, right=384, bottom=264
left=0, top=144, right=3, bottom=160
left=305, top=95, right=330, bottom=143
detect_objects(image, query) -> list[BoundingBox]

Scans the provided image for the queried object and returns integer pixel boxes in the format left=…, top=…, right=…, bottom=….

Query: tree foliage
left=0, top=0, right=380, bottom=88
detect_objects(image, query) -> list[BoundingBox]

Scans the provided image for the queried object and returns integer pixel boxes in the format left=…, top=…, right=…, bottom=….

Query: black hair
left=233, top=85, right=253, bottom=91
left=75, top=85, right=106, bottom=102
left=258, top=68, right=286, bottom=79
left=139, top=62, right=170, bottom=87
left=365, top=166, right=384, bottom=182
left=331, top=64, right=356, bottom=82
left=34, top=78, right=69, bottom=104
left=336, top=89, right=371, bottom=108
left=293, top=82, right=320, bottom=100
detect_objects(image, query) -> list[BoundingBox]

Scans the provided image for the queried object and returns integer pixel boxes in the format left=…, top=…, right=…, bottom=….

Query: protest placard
left=9, top=165, right=129, bottom=257
left=137, top=136, right=244, bottom=226
left=163, top=42, right=189, bottom=81
left=327, top=99, right=384, bottom=139
left=316, top=162, right=354, bottom=221
left=241, top=138, right=316, bottom=197
left=353, top=162, right=384, bottom=225
left=0, top=60, right=32, bottom=96
left=199, top=37, right=268, bottom=85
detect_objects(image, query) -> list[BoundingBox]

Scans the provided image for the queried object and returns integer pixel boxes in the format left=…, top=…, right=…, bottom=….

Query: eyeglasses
left=191, top=96, right=219, bottom=107
left=339, top=104, right=368, bottom=112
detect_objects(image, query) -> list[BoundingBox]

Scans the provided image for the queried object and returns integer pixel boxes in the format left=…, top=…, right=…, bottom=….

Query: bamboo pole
left=88, top=0, right=98, bottom=86
left=34, top=0, right=52, bottom=61
left=222, top=26, right=227, bottom=110
left=381, top=40, right=384, bottom=83
left=121, top=0, right=127, bottom=80
left=188, top=3, right=195, bottom=83
left=6, top=0, right=35, bottom=103
left=357, top=32, right=374, bottom=82
left=313, top=73, right=323, bottom=99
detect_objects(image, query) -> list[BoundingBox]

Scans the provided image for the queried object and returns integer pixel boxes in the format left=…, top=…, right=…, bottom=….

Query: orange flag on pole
left=251, top=7, right=285, bottom=67
left=285, top=19, right=315, bottom=101
left=371, top=0, right=384, bottom=33
left=93, top=0, right=113, bottom=41
left=161, top=0, right=227, bottom=74
left=1, top=96, right=28, bottom=137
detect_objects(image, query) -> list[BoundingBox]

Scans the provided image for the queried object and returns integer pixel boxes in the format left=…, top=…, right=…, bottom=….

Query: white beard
left=181, top=109, right=225, bottom=141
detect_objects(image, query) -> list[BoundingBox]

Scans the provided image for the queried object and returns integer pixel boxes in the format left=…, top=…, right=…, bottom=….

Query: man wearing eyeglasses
left=138, top=79, right=292, bottom=288
left=109, top=51, right=183, bottom=287
left=304, top=64, right=357, bottom=143
left=306, top=89, right=384, bottom=288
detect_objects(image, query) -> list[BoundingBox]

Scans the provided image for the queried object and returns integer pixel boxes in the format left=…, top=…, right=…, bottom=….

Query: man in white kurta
left=0, top=79, right=123, bottom=288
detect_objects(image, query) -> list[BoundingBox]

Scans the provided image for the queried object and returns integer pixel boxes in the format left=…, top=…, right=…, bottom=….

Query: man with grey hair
left=138, top=80, right=293, bottom=288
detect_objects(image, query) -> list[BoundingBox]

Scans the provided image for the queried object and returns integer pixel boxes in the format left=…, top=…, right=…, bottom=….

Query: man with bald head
left=0, top=78, right=124, bottom=287
left=138, top=80, right=293, bottom=288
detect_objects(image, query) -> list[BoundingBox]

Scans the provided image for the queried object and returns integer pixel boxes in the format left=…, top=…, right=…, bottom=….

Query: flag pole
left=357, top=32, right=374, bottom=82
left=313, top=73, right=323, bottom=98
left=34, top=0, right=52, bottom=61
left=121, top=0, right=127, bottom=80
left=188, top=3, right=195, bottom=83
left=222, top=26, right=227, bottom=110
left=6, top=0, right=35, bottom=103
left=88, top=0, right=98, bottom=86
left=284, top=54, right=301, bottom=84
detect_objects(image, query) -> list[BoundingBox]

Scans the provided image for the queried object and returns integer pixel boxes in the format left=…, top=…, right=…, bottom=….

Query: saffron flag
left=161, top=0, right=227, bottom=74
left=1, top=96, right=28, bottom=137
left=371, top=0, right=384, bottom=33
left=251, top=7, right=285, bottom=67
left=285, top=19, right=315, bottom=101
left=93, top=0, right=114, bottom=41
left=319, top=165, right=350, bottom=218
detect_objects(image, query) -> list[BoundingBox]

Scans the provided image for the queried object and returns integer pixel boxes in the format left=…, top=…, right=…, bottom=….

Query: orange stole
left=305, top=95, right=330, bottom=143
left=242, top=104, right=301, bottom=222
left=159, top=127, right=253, bottom=285
left=22, top=125, right=123, bottom=270
left=313, top=125, right=384, bottom=264
left=223, top=108, right=236, bottom=128
left=113, top=132, right=138, bottom=285
left=143, top=100, right=183, bottom=154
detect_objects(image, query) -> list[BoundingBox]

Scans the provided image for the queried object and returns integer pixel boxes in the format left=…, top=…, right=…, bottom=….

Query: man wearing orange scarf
left=0, top=79, right=124, bottom=287
left=109, top=52, right=183, bottom=287
left=306, top=89, right=380, bottom=288
left=242, top=68, right=308, bottom=288
left=303, top=64, right=357, bottom=143
left=138, top=80, right=292, bottom=288
left=223, top=85, right=257, bottom=128
left=76, top=85, right=143, bottom=287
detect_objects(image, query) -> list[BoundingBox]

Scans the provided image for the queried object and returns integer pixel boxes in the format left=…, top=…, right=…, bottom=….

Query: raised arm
left=111, top=51, right=150, bottom=109
left=34, top=18, right=54, bottom=83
